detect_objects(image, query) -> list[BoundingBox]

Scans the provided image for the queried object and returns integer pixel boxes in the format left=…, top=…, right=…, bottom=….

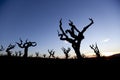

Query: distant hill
left=108, top=53, right=120, bottom=59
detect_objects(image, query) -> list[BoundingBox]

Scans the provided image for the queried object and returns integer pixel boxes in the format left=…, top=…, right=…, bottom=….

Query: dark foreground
left=1, top=56, right=120, bottom=64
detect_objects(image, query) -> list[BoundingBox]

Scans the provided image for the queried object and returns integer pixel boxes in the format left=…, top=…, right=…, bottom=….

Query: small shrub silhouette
left=18, top=51, right=23, bottom=57
left=90, top=43, right=101, bottom=58
left=48, top=49, right=55, bottom=58
left=35, top=52, right=39, bottom=57
left=43, top=54, right=46, bottom=58
left=15, top=51, right=18, bottom=57
left=61, top=47, right=71, bottom=59
left=15, top=51, right=23, bottom=57
left=58, top=18, right=94, bottom=59
left=6, top=44, right=16, bottom=57
left=0, top=45, right=4, bottom=56
left=16, top=39, right=37, bottom=58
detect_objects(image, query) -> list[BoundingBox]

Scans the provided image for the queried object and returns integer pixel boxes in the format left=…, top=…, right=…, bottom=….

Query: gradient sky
left=0, top=0, right=120, bottom=57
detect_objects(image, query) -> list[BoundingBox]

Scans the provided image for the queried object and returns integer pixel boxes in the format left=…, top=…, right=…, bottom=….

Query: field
left=0, top=54, right=120, bottom=64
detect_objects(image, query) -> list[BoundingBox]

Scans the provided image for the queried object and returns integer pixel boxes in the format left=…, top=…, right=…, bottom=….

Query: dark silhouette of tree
left=6, top=44, right=15, bottom=57
left=58, top=18, right=94, bottom=59
left=16, top=39, right=37, bottom=58
left=61, top=47, right=71, bottom=59
left=48, top=49, right=55, bottom=58
left=90, top=43, right=101, bottom=58
left=0, top=45, right=4, bottom=51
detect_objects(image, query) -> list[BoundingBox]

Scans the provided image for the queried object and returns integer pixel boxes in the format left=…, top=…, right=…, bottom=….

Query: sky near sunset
left=0, top=0, right=120, bottom=57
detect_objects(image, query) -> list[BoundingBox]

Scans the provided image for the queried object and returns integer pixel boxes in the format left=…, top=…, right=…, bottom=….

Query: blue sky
left=0, top=0, right=120, bottom=57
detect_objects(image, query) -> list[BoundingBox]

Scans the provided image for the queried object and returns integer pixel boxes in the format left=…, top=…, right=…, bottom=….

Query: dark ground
left=0, top=55, right=120, bottom=65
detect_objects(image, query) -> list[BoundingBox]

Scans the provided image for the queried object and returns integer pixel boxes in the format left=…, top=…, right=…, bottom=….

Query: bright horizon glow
left=80, top=51, right=120, bottom=58
left=0, top=0, right=120, bottom=58
left=102, top=52, right=115, bottom=56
